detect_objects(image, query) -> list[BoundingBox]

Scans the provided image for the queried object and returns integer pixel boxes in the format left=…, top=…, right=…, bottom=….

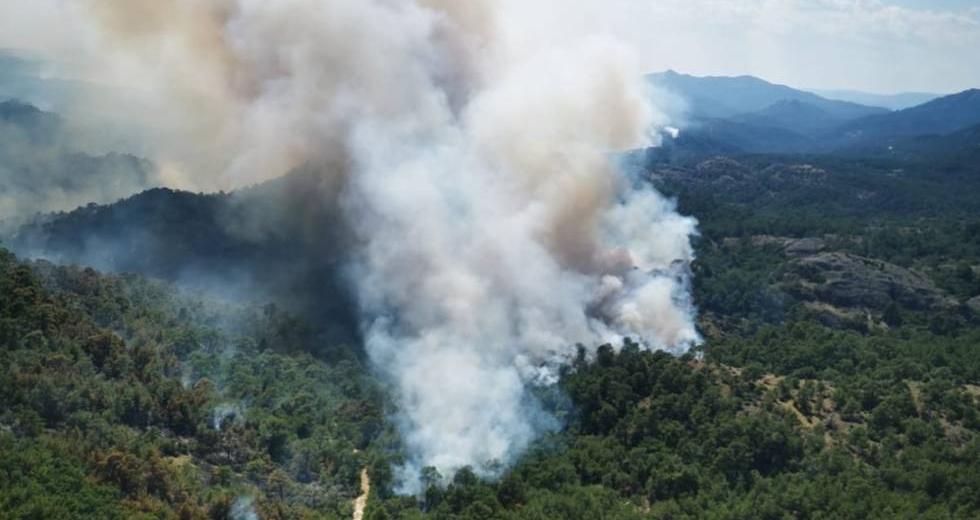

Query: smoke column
left=1, top=0, right=700, bottom=490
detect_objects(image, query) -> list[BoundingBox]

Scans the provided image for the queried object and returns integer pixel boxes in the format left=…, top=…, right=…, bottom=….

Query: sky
left=890, top=0, right=978, bottom=11
left=595, top=0, right=980, bottom=94
left=0, top=0, right=978, bottom=96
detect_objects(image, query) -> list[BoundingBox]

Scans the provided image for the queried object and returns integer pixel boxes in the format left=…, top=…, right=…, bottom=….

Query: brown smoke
left=2, top=0, right=700, bottom=492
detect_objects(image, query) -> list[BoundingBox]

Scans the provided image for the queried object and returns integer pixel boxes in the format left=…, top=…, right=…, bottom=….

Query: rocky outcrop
left=784, top=237, right=829, bottom=256
left=968, top=296, right=980, bottom=313
left=722, top=235, right=831, bottom=256
left=784, top=252, right=951, bottom=311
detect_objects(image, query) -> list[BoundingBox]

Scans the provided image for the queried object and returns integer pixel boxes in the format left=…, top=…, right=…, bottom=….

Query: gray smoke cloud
left=231, top=495, right=259, bottom=520
left=0, top=0, right=701, bottom=490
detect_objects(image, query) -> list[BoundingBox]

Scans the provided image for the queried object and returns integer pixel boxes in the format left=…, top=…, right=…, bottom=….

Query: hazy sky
left=606, top=0, right=980, bottom=94
left=0, top=0, right=978, bottom=95
left=890, top=0, right=978, bottom=11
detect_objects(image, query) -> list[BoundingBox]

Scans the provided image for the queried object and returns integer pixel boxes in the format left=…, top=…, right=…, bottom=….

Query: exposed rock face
left=968, top=296, right=980, bottom=313
left=785, top=252, right=951, bottom=311
left=784, top=238, right=828, bottom=257
left=722, top=235, right=829, bottom=256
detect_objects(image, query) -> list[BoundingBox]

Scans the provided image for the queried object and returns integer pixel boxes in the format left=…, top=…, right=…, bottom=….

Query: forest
left=3, top=146, right=980, bottom=519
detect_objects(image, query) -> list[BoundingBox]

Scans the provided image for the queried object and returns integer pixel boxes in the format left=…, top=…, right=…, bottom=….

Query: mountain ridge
left=647, top=73, right=980, bottom=156
left=836, top=88, right=980, bottom=143
left=649, top=70, right=889, bottom=120
left=811, top=88, right=941, bottom=110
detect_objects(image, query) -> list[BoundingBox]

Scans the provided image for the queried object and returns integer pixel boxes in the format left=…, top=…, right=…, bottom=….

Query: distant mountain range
left=810, top=89, right=940, bottom=111
left=838, top=89, right=980, bottom=142
left=0, top=100, right=156, bottom=226
left=648, top=71, right=980, bottom=156
left=649, top=70, right=888, bottom=121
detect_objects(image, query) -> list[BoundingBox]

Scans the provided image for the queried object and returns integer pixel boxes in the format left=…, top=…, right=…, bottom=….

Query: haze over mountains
left=0, top=99, right=158, bottom=227
left=4, top=70, right=980, bottom=273
left=812, top=89, right=940, bottom=111
left=5, top=69, right=979, bottom=337
left=650, top=70, right=888, bottom=121
left=837, top=89, right=980, bottom=141
left=649, top=70, right=980, bottom=157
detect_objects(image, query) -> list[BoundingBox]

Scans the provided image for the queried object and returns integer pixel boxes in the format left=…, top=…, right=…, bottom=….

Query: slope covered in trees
left=4, top=170, right=980, bottom=518
left=0, top=248, right=383, bottom=519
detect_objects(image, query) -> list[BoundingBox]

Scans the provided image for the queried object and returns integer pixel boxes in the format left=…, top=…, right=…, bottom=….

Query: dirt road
left=352, top=467, right=370, bottom=520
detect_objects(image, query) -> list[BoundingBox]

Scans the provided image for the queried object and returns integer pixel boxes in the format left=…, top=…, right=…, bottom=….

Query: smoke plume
left=231, top=495, right=259, bottom=520
left=1, top=0, right=700, bottom=489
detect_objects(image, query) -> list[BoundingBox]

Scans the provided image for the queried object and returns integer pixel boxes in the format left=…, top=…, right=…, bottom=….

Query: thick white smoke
left=1, top=0, right=700, bottom=490
left=342, top=28, right=700, bottom=488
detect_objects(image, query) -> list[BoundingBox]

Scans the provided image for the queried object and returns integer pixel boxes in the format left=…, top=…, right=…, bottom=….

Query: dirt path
left=352, top=467, right=370, bottom=520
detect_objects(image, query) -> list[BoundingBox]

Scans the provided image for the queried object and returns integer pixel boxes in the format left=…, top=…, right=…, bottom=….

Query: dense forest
left=0, top=248, right=383, bottom=518
left=3, top=140, right=980, bottom=518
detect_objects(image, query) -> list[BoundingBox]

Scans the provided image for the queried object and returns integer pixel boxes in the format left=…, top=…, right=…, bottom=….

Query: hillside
left=0, top=247, right=381, bottom=518
left=676, top=117, right=813, bottom=154
left=812, top=89, right=940, bottom=111
left=837, top=89, right=980, bottom=144
left=5, top=207, right=980, bottom=519
left=648, top=74, right=980, bottom=155
left=647, top=71, right=890, bottom=152
left=0, top=99, right=61, bottom=141
left=8, top=168, right=358, bottom=343
left=839, top=122, right=980, bottom=163
left=649, top=70, right=888, bottom=120
left=733, top=99, right=852, bottom=137
left=5, top=139, right=980, bottom=519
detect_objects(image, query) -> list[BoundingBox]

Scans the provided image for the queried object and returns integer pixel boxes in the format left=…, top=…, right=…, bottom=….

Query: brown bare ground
left=352, top=468, right=370, bottom=520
